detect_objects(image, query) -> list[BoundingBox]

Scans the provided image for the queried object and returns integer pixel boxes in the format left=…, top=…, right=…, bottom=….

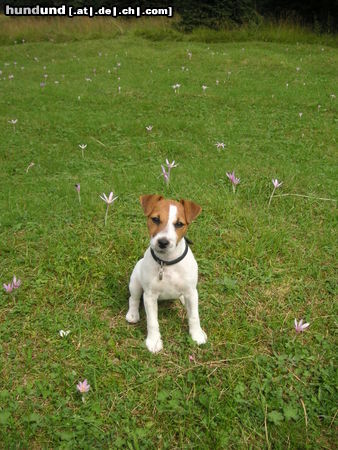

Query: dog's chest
left=155, top=266, right=186, bottom=299
left=141, top=251, right=197, bottom=299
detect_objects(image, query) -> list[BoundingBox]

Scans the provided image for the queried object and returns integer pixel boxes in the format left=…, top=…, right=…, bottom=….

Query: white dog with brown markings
left=126, top=194, right=207, bottom=353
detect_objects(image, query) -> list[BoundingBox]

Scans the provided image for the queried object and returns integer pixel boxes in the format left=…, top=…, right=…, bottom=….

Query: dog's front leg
left=184, top=288, right=207, bottom=345
left=143, top=292, right=163, bottom=353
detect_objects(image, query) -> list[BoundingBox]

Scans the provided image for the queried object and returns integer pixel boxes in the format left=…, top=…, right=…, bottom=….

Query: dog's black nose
left=158, top=238, right=169, bottom=249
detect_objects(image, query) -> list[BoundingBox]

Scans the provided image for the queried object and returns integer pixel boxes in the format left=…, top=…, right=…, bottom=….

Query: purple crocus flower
left=165, top=159, right=178, bottom=170
left=12, top=275, right=21, bottom=289
left=3, top=275, right=21, bottom=293
left=3, top=283, right=14, bottom=293
left=77, top=379, right=90, bottom=402
left=77, top=379, right=90, bottom=393
left=79, top=144, right=87, bottom=158
left=294, top=319, right=310, bottom=333
left=226, top=171, right=240, bottom=192
left=272, top=179, right=283, bottom=189
left=59, top=330, right=70, bottom=337
left=8, top=119, right=17, bottom=132
left=100, top=192, right=118, bottom=205
left=100, top=192, right=118, bottom=226
left=226, top=171, right=240, bottom=185
left=161, top=165, right=169, bottom=185
left=269, top=178, right=283, bottom=207
left=75, top=184, right=81, bottom=204
left=161, top=159, right=177, bottom=186
left=215, top=142, right=225, bottom=149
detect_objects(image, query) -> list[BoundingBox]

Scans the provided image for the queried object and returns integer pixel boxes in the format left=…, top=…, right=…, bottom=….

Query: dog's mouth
left=155, top=249, right=167, bottom=255
left=154, top=245, right=172, bottom=254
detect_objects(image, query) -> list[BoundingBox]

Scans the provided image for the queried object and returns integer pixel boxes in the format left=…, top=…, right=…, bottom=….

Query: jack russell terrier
left=126, top=194, right=207, bottom=353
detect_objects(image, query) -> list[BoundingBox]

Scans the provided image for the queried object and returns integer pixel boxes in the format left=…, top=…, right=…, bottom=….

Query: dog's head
left=140, top=194, right=202, bottom=254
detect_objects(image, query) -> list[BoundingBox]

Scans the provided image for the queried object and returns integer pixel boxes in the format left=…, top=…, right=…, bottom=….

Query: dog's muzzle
left=157, top=238, right=169, bottom=249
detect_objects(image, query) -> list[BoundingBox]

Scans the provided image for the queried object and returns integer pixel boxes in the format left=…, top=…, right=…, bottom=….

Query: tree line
left=3, top=1, right=337, bottom=32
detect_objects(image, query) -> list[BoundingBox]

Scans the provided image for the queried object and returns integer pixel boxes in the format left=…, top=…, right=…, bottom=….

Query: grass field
left=0, top=27, right=337, bottom=448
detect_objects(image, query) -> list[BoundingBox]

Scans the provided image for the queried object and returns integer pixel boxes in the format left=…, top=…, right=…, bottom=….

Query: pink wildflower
left=294, top=319, right=310, bottom=333
left=77, top=379, right=90, bottom=393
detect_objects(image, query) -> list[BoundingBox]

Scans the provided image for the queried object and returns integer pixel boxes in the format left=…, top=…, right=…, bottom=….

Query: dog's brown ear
left=180, top=199, right=202, bottom=224
left=140, top=194, right=163, bottom=216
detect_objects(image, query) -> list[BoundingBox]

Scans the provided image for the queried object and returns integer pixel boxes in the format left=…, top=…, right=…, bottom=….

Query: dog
left=126, top=194, right=207, bottom=353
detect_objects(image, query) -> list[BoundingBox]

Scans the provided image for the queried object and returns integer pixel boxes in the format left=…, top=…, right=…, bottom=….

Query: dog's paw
left=126, top=310, right=140, bottom=323
left=146, top=335, right=163, bottom=353
left=191, top=328, right=207, bottom=345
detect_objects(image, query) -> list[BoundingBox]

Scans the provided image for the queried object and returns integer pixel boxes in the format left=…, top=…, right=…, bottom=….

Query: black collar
left=151, top=238, right=189, bottom=266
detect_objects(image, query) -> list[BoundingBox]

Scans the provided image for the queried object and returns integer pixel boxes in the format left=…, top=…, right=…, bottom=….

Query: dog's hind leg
left=126, top=264, right=143, bottom=323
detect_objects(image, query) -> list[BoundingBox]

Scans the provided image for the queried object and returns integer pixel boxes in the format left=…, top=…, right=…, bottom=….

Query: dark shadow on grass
left=104, top=273, right=129, bottom=314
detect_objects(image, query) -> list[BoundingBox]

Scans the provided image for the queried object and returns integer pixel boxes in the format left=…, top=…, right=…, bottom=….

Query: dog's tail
left=179, top=295, right=185, bottom=306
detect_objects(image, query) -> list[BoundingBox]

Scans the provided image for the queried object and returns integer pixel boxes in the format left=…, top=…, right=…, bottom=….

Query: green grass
left=1, top=15, right=337, bottom=47
left=0, top=31, right=337, bottom=448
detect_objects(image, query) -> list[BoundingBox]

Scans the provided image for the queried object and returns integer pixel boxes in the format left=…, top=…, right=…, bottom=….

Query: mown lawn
left=0, top=33, right=337, bottom=448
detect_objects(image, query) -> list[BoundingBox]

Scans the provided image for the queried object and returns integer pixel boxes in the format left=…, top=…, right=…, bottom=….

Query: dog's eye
left=175, top=221, right=184, bottom=228
left=151, top=217, right=161, bottom=225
